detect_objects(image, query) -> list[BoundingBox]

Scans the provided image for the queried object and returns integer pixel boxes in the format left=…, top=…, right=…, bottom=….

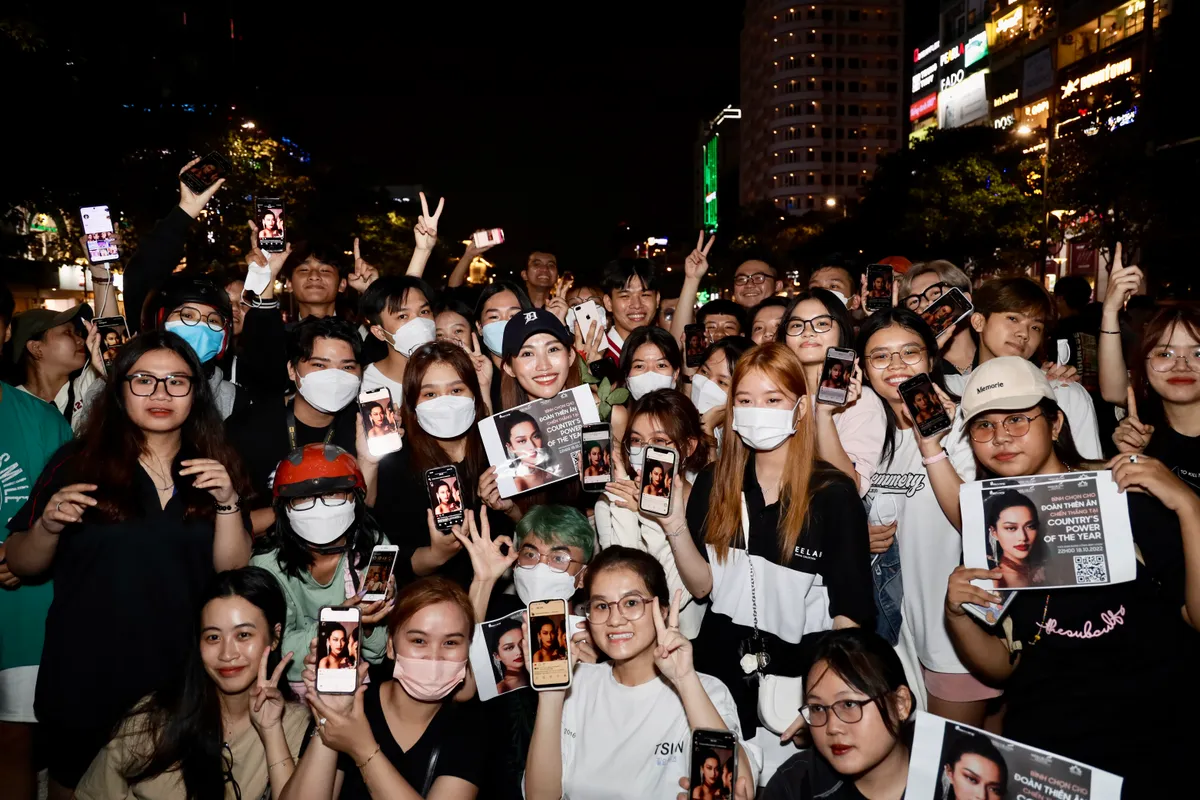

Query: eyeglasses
left=785, top=315, right=835, bottom=337
left=172, top=305, right=227, bottom=332
left=968, top=413, right=1044, bottom=443
left=517, top=547, right=582, bottom=573
left=584, top=595, right=652, bottom=624
left=629, top=436, right=676, bottom=451
left=733, top=272, right=774, bottom=287
left=1148, top=347, right=1200, bottom=372
left=799, top=698, right=876, bottom=727
left=866, top=346, right=926, bottom=370
left=287, top=493, right=352, bottom=511
left=125, top=373, right=194, bottom=397
left=900, top=282, right=950, bottom=311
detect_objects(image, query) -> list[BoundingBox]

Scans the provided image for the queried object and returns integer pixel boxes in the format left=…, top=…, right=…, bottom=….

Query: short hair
left=386, top=576, right=476, bottom=641
left=515, top=504, right=596, bottom=561
left=359, top=276, right=437, bottom=327
left=0, top=282, right=13, bottom=324
left=782, top=289, right=855, bottom=350
left=697, top=299, right=747, bottom=333
left=898, top=259, right=970, bottom=296
left=496, top=409, right=541, bottom=447
left=582, top=545, right=669, bottom=607
left=751, top=296, right=789, bottom=324
left=1053, top=276, right=1092, bottom=312
left=623, top=389, right=710, bottom=475
left=281, top=239, right=348, bottom=280
left=619, top=326, right=682, bottom=381
left=973, top=277, right=1055, bottom=324
left=601, top=258, right=658, bottom=293
left=474, top=280, right=532, bottom=324
left=736, top=254, right=779, bottom=276
left=286, top=316, right=363, bottom=367
left=811, top=253, right=859, bottom=287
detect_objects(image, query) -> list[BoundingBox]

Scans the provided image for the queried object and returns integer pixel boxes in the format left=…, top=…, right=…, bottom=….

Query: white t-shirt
left=362, top=363, right=403, bottom=406
left=551, top=662, right=757, bottom=800
left=866, top=420, right=976, bottom=673
left=17, top=367, right=100, bottom=433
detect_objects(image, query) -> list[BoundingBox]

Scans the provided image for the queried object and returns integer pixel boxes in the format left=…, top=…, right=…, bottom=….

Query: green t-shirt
left=0, top=382, right=73, bottom=670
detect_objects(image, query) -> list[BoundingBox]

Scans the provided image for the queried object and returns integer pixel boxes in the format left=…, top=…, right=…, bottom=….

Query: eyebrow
left=589, top=590, right=645, bottom=601
left=201, top=622, right=256, bottom=633
left=421, top=380, right=467, bottom=391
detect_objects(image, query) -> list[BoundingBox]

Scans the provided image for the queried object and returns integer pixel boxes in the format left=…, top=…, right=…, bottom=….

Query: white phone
left=361, top=545, right=399, bottom=603
left=316, top=606, right=361, bottom=694
left=473, top=228, right=505, bottom=248
left=359, top=388, right=402, bottom=457
left=638, top=445, right=677, bottom=517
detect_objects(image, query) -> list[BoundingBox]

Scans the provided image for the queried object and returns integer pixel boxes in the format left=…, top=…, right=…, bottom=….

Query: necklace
left=140, top=456, right=175, bottom=491
left=1029, top=593, right=1052, bottom=645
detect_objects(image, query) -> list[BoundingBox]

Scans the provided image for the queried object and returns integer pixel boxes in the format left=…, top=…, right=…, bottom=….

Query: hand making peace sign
left=684, top=232, right=716, bottom=280
left=414, top=191, right=445, bottom=252
left=652, top=589, right=694, bottom=685
left=249, top=647, right=295, bottom=735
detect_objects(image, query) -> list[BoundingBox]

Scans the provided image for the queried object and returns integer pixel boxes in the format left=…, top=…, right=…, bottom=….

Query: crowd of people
left=0, top=161, right=1195, bottom=800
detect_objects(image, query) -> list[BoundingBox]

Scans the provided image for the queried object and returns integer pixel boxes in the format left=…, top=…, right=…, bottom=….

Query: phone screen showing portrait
left=639, top=446, right=677, bottom=517
left=362, top=546, right=398, bottom=603
left=255, top=197, right=285, bottom=253
left=360, top=388, right=402, bottom=457
left=685, top=324, right=707, bottom=368
left=919, top=287, right=973, bottom=338
left=866, top=264, right=894, bottom=312
left=316, top=607, right=361, bottom=694
left=528, top=599, right=571, bottom=691
left=80, top=205, right=120, bottom=264
left=92, top=316, right=130, bottom=372
left=690, top=729, right=737, bottom=800
left=426, top=465, right=464, bottom=530
left=580, top=423, right=611, bottom=491
left=898, top=373, right=952, bottom=438
left=180, top=151, right=232, bottom=194
left=816, top=347, right=855, bottom=406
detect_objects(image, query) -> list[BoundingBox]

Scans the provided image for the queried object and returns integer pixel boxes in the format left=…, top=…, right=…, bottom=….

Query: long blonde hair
left=706, top=343, right=828, bottom=563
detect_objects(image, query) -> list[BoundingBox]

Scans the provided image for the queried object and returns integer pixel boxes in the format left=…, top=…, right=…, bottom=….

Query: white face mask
left=415, top=395, right=477, bottom=439
left=286, top=500, right=356, bottom=545
left=626, top=371, right=675, bottom=400
left=297, top=369, right=362, bottom=414
left=828, top=290, right=850, bottom=308
left=481, top=320, right=507, bottom=355
left=732, top=399, right=801, bottom=451
left=627, top=445, right=646, bottom=474
left=690, top=374, right=728, bottom=415
left=514, top=563, right=579, bottom=606
left=388, top=317, right=436, bottom=357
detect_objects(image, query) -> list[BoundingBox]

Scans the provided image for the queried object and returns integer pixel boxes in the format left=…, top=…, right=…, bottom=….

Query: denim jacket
left=872, top=539, right=903, bottom=646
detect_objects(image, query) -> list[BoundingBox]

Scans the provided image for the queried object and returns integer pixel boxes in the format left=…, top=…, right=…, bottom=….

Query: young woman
left=283, top=577, right=483, bottom=800
left=690, top=337, right=753, bottom=446
left=475, top=280, right=534, bottom=413
left=582, top=443, right=607, bottom=478
left=945, top=356, right=1200, bottom=795
left=663, top=343, right=874, bottom=776
left=782, top=288, right=886, bottom=495
left=4, top=331, right=251, bottom=797
left=76, top=567, right=308, bottom=800
left=749, top=297, right=789, bottom=345
left=250, top=443, right=393, bottom=694
left=984, top=490, right=1046, bottom=589
left=936, top=735, right=1007, bottom=800
left=523, top=547, right=755, bottom=800
left=432, top=480, right=460, bottom=515
left=318, top=624, right=357, bottom=670
left=490, top=619, right=528, bottom=695
left=856, top=309, right=986, bottom=725
left=619, top=325, right=681, bottom=401
left=532, top=619, right=564, bottom=663
left=364, top=402, right=391, bottom=438
left=761, top=629, right=913, bottom=800
left=435, top=299, right=476, bottom=349
left=596, top=390, right=711, bottom=638
left=11, top=304, right=103, bottom=432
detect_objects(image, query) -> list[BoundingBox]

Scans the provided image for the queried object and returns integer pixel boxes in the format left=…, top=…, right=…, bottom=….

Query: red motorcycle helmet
left=273, top=443, right=365, bottom=499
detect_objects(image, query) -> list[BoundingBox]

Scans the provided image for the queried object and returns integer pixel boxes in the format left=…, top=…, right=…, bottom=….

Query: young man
left=359, top=275, right=438, bottom=401
left=732, top=258, right=784, bottom=309
left=10, top=305, right=101, bottom=432
left=898, top=260, right=976, bottom=377
left=600, top=258, right=659, bottom=362
left=808, top=257, right=860, bottom=312
left=282, top=241, right=349, bottom=322
left=0, top=283, right=75, bottom=800
left=696, top=299, right=747, bottom=344
left=522, top=250, right=559, bottom=309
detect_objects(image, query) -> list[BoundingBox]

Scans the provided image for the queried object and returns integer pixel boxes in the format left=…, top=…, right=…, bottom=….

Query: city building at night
left=694, top=105, right=741, bottom=233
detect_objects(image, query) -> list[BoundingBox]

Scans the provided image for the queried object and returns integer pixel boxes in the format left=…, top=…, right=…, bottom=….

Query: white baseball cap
left=960, top=357, right=1055, bottom=421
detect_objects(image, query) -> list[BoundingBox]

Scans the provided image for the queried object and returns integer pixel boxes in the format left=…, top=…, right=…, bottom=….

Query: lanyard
left=287, top=405, right=335, bottom=450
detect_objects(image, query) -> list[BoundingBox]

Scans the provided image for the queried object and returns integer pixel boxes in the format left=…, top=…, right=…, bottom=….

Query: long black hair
left=940, top=730, right=1008, bottom=799
left=855, top=308, right=956, bottom=469
left=125, top=567, right=292, bottom=799
left=781, top=288, right=856, bottom=349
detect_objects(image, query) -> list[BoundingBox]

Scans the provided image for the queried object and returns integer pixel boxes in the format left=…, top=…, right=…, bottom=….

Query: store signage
left=910, top=93, right=937, bottom=121
left=1023, top=49, right=1054, bottom=97
left=1061, top=58, right=1133, bottom=98
left=914, top=40, right=940, bottom=63
left=939, top=43, right=964, bottom=67
left=964, top=31, right=988, bottom=68
left=1024, top=99, right=1050, bottom=116
left=1106, top=106, right=1138, bottom=131
left=940, top=69, right=965, bottom=92
left=997, top=7, right=1023, bottom=34
left=912, top=62, right=937, bottom=94
left=939, top=70, right=989, bottom=129
left=993, top=90, right=1019, bottom=107
left=994, top=114, right=1016, bottom=130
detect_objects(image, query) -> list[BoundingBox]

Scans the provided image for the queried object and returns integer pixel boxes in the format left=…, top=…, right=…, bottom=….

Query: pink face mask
left=392, top=655, right=467, bottom=702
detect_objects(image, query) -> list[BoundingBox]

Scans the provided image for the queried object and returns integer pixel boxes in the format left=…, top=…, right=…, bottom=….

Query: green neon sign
left=703, top=137, right=718, bottom=231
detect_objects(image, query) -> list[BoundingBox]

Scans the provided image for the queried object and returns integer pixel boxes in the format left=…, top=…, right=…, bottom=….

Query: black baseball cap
left=501, top=308, right=573, bottom=361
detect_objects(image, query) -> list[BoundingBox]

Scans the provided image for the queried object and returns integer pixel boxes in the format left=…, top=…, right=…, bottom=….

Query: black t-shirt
left=1144, top=423, right=1200, bottom=495
left=329, top=678, right=485, bottom=799
left=476, top=593, right=540, bottom=800
left=686, top=462, right=874, bottom=732
left=8, top=444, right=216, bottom=734
left=763, top=750, right=873, bottom=800
left=999, top=493, right=1199, bottom=795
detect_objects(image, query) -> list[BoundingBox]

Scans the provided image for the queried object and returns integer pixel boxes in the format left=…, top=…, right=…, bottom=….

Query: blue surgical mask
left=164, top=320, right=225, bottom=363
left=481, top=320, right=507, bottom=355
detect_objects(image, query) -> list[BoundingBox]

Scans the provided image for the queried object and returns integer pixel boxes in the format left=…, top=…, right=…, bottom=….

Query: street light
left=241, top=121, right=256, bottom=129
left=825, top=197, right=837, bottom=208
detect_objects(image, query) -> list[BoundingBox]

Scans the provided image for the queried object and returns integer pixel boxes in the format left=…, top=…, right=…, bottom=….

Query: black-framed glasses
left=171, top=305, right=227, bottom=332
left=866, top=346, right=927, bottom=370
left=516, top=547, right=582, bottom=573
left=584, top=595, right=652, bottom=624
left=733, top=272, right=774, bottom=287
left=287, top=493, right=352, bottom=511
left=900, top=282, right=950, bottom=311
left=799, top=698, right=877, bottom=727
left=785, top=315, right=835, bottom=337
left=968, top=413, right=1044, bottom=443
left=221, top=741, right=243, bottom=800
left=1148, top=347, right=1200, bottom=373
left=125, top=373, right=194, bottom=397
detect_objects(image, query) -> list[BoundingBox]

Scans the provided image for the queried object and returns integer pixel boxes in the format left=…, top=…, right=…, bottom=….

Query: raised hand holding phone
left=177, top=156, right=226, bottom=218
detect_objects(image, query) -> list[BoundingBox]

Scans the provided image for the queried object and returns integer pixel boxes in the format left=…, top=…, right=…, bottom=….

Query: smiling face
left=751, top=305, right=785, bottom=344
left=1146, top=322, right=1200, bottom=405
left=435, top=309, right=473, bottom=348
left=123, top=349, right=195, bottom=434
left=200, top=595, right=274, bottom=695
left=972, top=309, right=1045, bottom=361
left=733, top=259, right=779, bottom=307
left=603, top=275, right=658, bottom=336
left=945, top=753, right=1006, bottom=800
left=806, top=660, right=905, bottom=778
left=288, top=257, right=345, bottom=305
left=587, top=566, right=660, bottom=662
left=992, top=505, right=1038, bottom=563
left=496, top=628, right=525, bottom=673
left=784, top=298, right=840, bottom=365
left=863, top=324, right=930, bottom=406
left=504, top=332, right=570, bottom=398
left=970, top=407, right=1062, bottom=477
left=388, top=600, right=470, bottom=664
left=523, top=252, right=559, bottom=290
left=508, top=420, right=544, bottom=465
left=628, top=341, right=677, bottom=382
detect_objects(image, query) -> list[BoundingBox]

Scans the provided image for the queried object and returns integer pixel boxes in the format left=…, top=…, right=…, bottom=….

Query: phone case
left=426, top=466, right=464, bottom=530
left=638, top=446, right=677, bottom=517
left=316, top=606, right=362, bottom=695
left=920, top=288, right=973, bottom=338
left=528, top=599, right=572, bottom=691
left=255, top=198, right=285, bottom=253
left=181, top=152, right=232, bottom=193
left=360, top=388, right=402, bottom=457
left=866, top=265, right=893, bottom=312
left=684, top=325, right=707, bottom=367
left=816, top=348, right=855, bottom=406
left=580, top=424, right=612, bottom=492
left=361, top=546, right=399, bottom=602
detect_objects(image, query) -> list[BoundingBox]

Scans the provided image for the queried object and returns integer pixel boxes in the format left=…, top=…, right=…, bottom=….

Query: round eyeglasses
left=1148, top=347, right=1200, bottom=373
left=785, top=315, right=834, bottom=337
left=865, top=346, right=926, bottom=370
left=733, top=272, right=774, bottom=287
left=900, top=282, right=950, bottom=311
left=172, top=305, right=227, bottom=332
left=799, top=698, right=876, bottom=727
left=286, top=493, right=352, bottom=511
left=125, top=374, right=194, bottom=397
left=517, top=548, right=582, bottom=573
left=968, top=413, right=1044, bottom=443
left=584, top=595, right=651, bottom=624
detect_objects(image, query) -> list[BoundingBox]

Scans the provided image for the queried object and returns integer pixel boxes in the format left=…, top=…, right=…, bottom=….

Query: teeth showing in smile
left=607, top=632, right=634, bottom=641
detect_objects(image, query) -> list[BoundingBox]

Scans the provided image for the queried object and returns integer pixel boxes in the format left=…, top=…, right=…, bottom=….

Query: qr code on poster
left=1073, top=554, right=1108, bottom=584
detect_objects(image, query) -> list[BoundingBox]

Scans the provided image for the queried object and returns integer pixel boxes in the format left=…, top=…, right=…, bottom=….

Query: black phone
left=255, top=197, right=285, bottom=253
left=865, top=264, right=894, bottom=312
left=426, top=465, right=464, bottom=531
left=80, top=205, right=120, bottom=264
left=92, top=316, right=130, bottom=372
left=638, top=445, right=677, bottom=517
left=919, top=287, right=973, bottom=338
left=690, top=728, right=737, bottom=799
left=180, top=151, right=232, bottom=194
left=898, top=373, right=953, bottom=438
left=580, top=422, right=611, bottom=492
left=816, top=346, right=856, bottom=406
left=684, top=324, right=707, bottom=368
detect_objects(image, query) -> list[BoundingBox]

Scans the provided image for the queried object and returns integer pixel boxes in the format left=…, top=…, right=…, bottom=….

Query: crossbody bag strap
left=421, top=745, right=440, bottom=797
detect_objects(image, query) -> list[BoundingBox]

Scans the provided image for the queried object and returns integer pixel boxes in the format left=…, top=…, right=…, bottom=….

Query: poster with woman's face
left=960, top=471, right=1137, bottom=592
left=470, top=609, right=530, bottom=701
left=906, top=713, right=1123, bottom=799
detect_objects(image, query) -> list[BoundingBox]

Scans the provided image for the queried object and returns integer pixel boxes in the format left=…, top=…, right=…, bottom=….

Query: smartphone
left=964, top=589, right=1017, bottom=626
left=816, top=346, right=856, bottom=406
left=255, top=197, right=285, bottom=253
left=638, top=445, right=677, bottom=517
left=316, top=606, right=361, bottom=694
left=359, top=388, right=402, bottom=457
left=80, top=205, right=120, bottom=264
left=426, top=465, right=464, bottom=531
left=92, top=316, right=130, bottom=371
left=570, top=300, right=606, bottom=337
left=919, top=287, right=973, bottom=338
left=685, top=324, right=707, bottom=368
left=528, top=598, right=572, bottom=691
left=180, top=151, right=232, bottom=194
left=361, top=545, right=399, bottom=603
left=690, top=729, right=738, bottom=799
left=580, top=422, right=612, bottom=492
left=898, top=373, right=953, bottom=439
left=865, top=264, right=894, bottom=312
left=473, top=228, right=505, bottom=248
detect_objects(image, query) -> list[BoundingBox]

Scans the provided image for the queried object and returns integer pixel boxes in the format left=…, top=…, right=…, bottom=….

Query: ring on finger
left=55, top=501, right=63, bottom=513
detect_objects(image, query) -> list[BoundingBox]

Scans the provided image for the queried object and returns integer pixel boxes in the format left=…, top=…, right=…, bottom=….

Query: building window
left=821, top=174, right=832, bottom=186
left=836, top=151, right=845, bottom=163
left=785, top=150, right=798, bottom=163
left=806, top=173, right=815, bottom=185
left=786, top=197, right=795, bottom=209
left=886, top=59, right=898, bottom=72
left=836, top=80, right=844, bottom=91
left=887, top=35, right=898, bottom=47
left=822, top=56, right=833, bottom=68
left=848, top=104, right=859, bottom=116
left=848, top=175, right=859, bottom=186
left=836, top=104, right=845, bottom=115
left=822, top=127, right=832, bottom=139
left=849, top=81, right=859, bottom=92
left=836, top=175, right=845, bottom=186
left=849, top=58, right=860, bottom=69
left=807, top=78, right=816, bottom=90
left=822, top=79, right=833, bottom=91
left=807, top=31, right=816, bottom=43
left=848, top=128, right=859, bottom=140
left=807, top=8, right=816, bottom=19
left=848, top=151, right=858, bottom=163
left=806, top=149, right=815, bottom=162
left=836, top=57, right=845, bottom=68
left=807, top=54, right=817, bottom=66
left=822, top=33, right=833, bottom=45
left=807, top=196, right=816, bottom=209
left=886, top=106, right=896, bottom=117
left=835, top=127, right=845, bottom=139
left=848, top=10, right=861, bottom=22
left=821, top=150, right=832, bottom=163
left=886, top=82, right=898, bottom=94
left=821, top=9, right=834, bottom=21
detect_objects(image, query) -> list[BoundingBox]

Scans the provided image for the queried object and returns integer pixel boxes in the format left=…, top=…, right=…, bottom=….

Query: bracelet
left=921, top=450, right=949, bottom=466
left=268, top=757, right=294, bottom=769
left=356, top=746, right=382, bottom=770
left=215, top=500, right=242, bottom=515
left=666, top=523, right=687, bottom=539
left=1101, top=329, right=1121, bottom=335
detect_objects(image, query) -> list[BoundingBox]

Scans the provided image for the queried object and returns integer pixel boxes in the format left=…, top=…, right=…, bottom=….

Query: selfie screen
left=528, top=602, right=570, bottom=688
left=428, top=468, right=464, bottom=528
left=316, top=611, right=360, bottom=693
left=581, top=430, right=611, bottom=486
left=640, top=452, right=674, bottom=516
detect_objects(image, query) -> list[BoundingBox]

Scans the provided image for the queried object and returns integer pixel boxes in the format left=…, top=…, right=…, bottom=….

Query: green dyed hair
left=514, top=504, right=595, bottom=561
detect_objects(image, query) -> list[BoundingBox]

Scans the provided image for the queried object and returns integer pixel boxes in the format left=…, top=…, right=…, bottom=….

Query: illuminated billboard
left=703, top=137, right=718, bottom=231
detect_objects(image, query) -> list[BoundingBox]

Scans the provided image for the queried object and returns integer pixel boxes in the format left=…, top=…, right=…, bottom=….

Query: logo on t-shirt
left=654, top=738, right=686, bottom=767
left=792, top=545, right=822, bottom=563
left=870, top=471, right=928, bottom=498
left=0, top=452, right=34, bottom=513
